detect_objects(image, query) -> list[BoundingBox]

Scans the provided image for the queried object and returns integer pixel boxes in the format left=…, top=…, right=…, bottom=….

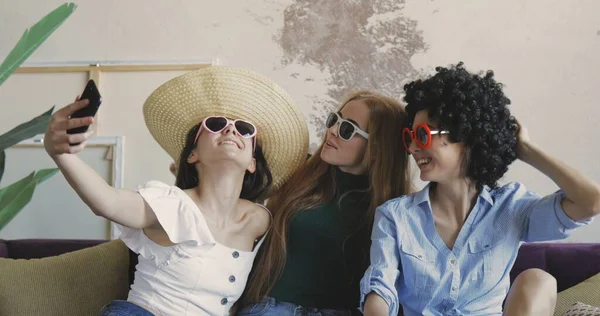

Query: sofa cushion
left=0, top=239, right=130, bottom=316
left=562, top=302, right=600, bottom=316
left=554, top=272, right=600, bottom=316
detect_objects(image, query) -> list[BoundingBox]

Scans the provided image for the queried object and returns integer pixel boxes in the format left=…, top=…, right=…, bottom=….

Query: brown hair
left=237, top=90, right=411, bottom=306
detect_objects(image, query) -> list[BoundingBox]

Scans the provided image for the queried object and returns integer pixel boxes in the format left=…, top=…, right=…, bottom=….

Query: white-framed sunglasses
left=194, top=116, right=257, bottom=150
left=326, top=112, right=369, bottom=141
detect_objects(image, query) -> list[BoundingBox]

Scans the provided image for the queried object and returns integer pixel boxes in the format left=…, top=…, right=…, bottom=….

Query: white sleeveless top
left=114, top=180, right=270, bottom=316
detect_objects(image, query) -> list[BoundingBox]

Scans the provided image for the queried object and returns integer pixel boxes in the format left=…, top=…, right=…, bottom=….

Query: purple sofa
left=1, top=239, right=599, bottom=292
left=510, top=242, right=600, bottom=292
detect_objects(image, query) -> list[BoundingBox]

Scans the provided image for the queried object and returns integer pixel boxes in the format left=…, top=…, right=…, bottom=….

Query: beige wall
left=1, top=0, right=599, bottom=241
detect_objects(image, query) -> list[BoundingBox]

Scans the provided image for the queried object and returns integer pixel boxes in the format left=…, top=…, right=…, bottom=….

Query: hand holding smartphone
left=67, top=79, right=102, bottom=145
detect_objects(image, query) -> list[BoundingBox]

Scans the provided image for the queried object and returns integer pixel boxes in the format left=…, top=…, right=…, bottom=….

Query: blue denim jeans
left=99, top=300, right=154, bottom=316
left=237, top=296, right=359, bottom=316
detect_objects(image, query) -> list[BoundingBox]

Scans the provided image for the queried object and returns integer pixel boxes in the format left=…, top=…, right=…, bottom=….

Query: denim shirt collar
left=410, top=182, right=494, bottom=208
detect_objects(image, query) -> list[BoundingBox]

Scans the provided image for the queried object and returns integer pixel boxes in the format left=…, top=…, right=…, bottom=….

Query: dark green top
left=269, top=168, right=371, bottom=310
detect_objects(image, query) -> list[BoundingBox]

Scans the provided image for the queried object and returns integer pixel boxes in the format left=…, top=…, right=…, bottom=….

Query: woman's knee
left=505, top=269, right=557, bottom=315
left=514, top=268, right=557, bottom=293
left=511, top=268, right=558, bottom=308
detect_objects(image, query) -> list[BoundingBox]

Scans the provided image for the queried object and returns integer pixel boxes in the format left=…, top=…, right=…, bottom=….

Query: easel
left=15, top=60, right=214, bottom=134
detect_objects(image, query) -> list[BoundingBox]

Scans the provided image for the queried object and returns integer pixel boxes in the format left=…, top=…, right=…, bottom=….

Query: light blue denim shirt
left=359, top=182, right=591, bottom=316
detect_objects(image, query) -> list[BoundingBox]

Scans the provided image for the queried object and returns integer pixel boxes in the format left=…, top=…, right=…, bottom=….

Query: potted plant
left=0, top=3, right=77, bottom=230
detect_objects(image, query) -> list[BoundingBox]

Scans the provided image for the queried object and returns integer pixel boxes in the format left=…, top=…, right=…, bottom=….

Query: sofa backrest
left=0, top=241, right=7, bottom=258
left=0, top=239, right=106, bottom=259
left=510, top=242, right=600, bottom=292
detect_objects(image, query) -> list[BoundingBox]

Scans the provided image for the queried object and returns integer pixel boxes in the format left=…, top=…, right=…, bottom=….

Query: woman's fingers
left=67, top=131, right=91, bottom=145
left=67, top=140, right=88, bottom=154
left=65, top=116, right=94, bottom=131
left=63, top=99, right=89, bottom=116
left=52, top=99, right=88, bottom=122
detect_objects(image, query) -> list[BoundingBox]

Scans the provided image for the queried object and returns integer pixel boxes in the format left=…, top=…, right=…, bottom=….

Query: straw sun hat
left=143, top=66, right=309, bottom=193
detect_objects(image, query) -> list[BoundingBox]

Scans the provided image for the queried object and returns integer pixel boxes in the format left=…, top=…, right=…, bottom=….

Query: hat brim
left=143, top=66, right=309, bottom=194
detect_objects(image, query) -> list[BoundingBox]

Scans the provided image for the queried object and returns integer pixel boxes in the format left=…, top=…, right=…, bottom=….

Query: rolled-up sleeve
left=359, top=203, right=401, bottom=315
left=523, top=189, right=592, bottom=242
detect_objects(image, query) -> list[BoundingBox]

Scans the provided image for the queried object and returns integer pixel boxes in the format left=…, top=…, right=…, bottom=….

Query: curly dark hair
left=403, top=62, right=519, bottom=190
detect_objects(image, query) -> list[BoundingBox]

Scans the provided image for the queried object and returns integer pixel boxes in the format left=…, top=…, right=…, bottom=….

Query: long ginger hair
left=237, top=90, right=411, bottom=307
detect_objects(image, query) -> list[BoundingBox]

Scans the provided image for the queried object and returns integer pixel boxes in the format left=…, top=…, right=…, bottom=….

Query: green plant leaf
left=0, top=106, right=54, bottom=151
left=0, top=151, right=4, bottom=183
left=0, top=2, right=77, bottom=86
left=0, top=171, right=35, bottom=230
left=32, top=168, right=59, bottom=184
left=0, top=167, right=59, bottom=231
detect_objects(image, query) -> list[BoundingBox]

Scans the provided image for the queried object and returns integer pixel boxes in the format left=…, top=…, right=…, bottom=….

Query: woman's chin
left=418, top=169, right=435, bottom=182
left=320, top=150, right=334, bottom=165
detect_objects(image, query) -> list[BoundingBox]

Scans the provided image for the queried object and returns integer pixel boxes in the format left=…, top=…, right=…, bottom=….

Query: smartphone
left=67, top=79, right=102, bottom=144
